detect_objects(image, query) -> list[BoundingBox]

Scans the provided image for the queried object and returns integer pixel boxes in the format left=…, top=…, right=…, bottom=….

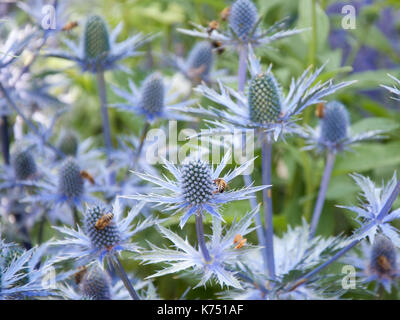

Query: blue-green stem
left=95, top=69, right=112, bottom=158
left=195, top=211, right=211, bottom=263
left=309, top=151, right=336, bottom=238
left=262, top=133, right=275, bottom=280
left=238, top=44, right=268, bottom=270
left=0, top=115, right=10, bottom=165
left=111, top=255, right=140, bottom=300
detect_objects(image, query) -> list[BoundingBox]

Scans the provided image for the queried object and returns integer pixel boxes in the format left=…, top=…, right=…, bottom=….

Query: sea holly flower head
left=338, top=173, right=400, bottom=246
left=178, top=47, right=355, bottom=142
left=51, top=199, right=158, bottom=265
left=300, top=101, right=384, bottom=153
left=111, top=72, right=196, bottom=123
left=138, top=207, right=260, bottom=289
left=344, top=236, right=399, bottom=293
left=47, top=14, right=150, bottom=73
left=122, top=150, right=268, bottom=228
left=178, top=0, right=304, bottom=49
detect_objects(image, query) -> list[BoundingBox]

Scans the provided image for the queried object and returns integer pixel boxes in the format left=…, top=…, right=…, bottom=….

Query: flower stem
left=133, top=121, right=150, bottom=170
left=238, top=44, right=268, bottom=269
left=0, top=82, right=65, bottom=158
left=195, top=211, right=211, bottom=262
left=261, top=133, right=275, bottom=280
left=0, top=115, right=10, bottom=165
left=309, top=151, right=336, bottom=238
left=111, top=255, right=140, bottom=300
left=238, top=44, right=248, bottom=93
left=95, top=69, right=112, bottom=157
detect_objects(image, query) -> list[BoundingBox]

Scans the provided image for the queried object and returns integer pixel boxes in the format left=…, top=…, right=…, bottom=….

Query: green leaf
left=351, top=117, right=399, bottom=135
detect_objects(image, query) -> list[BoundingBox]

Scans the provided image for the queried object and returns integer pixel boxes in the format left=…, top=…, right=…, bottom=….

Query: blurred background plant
left=0, top=0, right=400, bottom=299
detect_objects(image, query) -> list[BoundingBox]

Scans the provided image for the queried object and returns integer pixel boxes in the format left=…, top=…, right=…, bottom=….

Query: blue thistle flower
left=79, top=264, right=112, bottom=300
left=319, top=101, right=349, bottom=144
left=46, top=15, right=151, bottom=73
left=57, top=131, right=79, bottom=157
left=338, top=173, right=400, bottom=245
left=111, top=72, right=196, bottom=123
left=84, top=205, right=121, bottom=250
left=58, top=158, right=84, bottom=202
left=51, top=199, right=159, bottom=264
left=229, top=0, right=258, bottom=41
left=300, top=101, right=383, bottom=153
left=11, top=147, right=37, bottom=180
left=185, top=41, right=213, bottom=84
left=122, top=151, right=267, bottom=228
left=344, top=236, right=399, bottom=293
left=178, top=47, right=355, bottom=141
left=178, top=2, right=304, bottom=49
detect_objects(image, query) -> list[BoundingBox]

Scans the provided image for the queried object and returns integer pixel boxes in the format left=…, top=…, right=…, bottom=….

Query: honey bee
left=74, top=266, right=87, bottom=284
left=233, top=234, right=247, bottom=249
left=207, top=20, right=219, bottom=35
left=95, top=212, right=114, bottom=230
left=213, top=178, right=229, bottom=193
left=211, top=40, right=225, bottom=55
left=315, top=103, right=325, bottom=119
left=80, top=170, right=95, bottom=184
left=61, top=21, right=79, bottom=32
left=220, top=7, right=231, bottom=21
left=377, top=255, right=392, bottom=272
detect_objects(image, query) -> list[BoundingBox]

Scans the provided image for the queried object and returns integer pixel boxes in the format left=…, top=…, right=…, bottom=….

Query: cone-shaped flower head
left=369, top=235, right=397, bottom=280
left=83, top=15, right=110, bottom=62
left=139, top=73, right=165, bottom=116
left=57, top=131, right=79, bottom=157
left=181, top=159, right=215, bottom=206
left=58, top=158, right=84, bottom=200
left=186, top=41, right=213, bottom=83
left=248, top=72, right=282, bottom=124
left=83, top=205, right=121, bottom=250
left=320, top=101, right=350, bottom=145
left=229, top=0, right=258, bottom=40
left=11, top=148, right=37, bottom=180
left=79, top=264, right=112, bottom=300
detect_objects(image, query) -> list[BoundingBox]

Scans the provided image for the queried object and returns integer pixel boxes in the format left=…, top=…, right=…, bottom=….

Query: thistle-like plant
left=224, top=221, right=344, bottom=299
left=301, top=101, right=385, bottom=238
left=51, top=199, right=159, bottom=299
left=138, top=207, right=260, bottom=289
left=122, top=150, right=266, bottom=228
left=338, top=173, right=400, bottom=246
left=178, top=0, right=303, bottom=50
left=381, top=74, right=400, bottom=101
left=0, top=240, right=58, bottom=299
left=344, top=236, right=399, bottom=294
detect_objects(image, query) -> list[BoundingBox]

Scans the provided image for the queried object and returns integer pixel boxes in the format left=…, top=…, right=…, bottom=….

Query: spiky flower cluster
left=229, top=0, right=258, bottom=40
left=320, top=101, right=350, bottom=145
left=83, top=15, right=111, bottom=64
left=181, top=160, right=215, bottom=206
left=139, top=73, right=165, bottom=115
left=83, top=205, right=121, bottom=249
left=58, top=158, right=84, bottom=200
left=57, top=131, right=79, bottom=157
left=79, top=265, right=112, bottom=300
left=11, top=148, right=37, bottom=180
left=248, top=72, right=282, bottom=124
